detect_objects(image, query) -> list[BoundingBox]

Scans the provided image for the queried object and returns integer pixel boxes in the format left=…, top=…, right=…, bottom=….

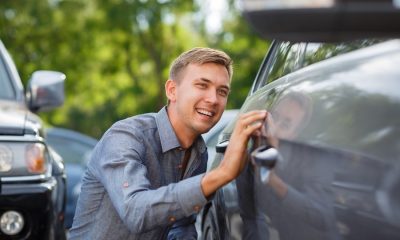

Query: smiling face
left=166, top=62, right=230, bottom=145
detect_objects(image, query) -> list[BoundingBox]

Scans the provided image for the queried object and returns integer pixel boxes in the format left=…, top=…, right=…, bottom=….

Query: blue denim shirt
left=68, top=107, right=208, bottom=240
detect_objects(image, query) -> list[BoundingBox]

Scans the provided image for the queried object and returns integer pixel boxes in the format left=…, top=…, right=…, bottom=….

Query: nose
left=205, top=89, right=218, bottom=104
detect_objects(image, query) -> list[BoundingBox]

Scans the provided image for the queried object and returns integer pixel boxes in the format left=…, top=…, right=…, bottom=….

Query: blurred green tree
left=0, top=0, right=268, bottom=138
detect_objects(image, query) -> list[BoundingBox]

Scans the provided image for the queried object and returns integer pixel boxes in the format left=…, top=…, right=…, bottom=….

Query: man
left=68, top=47, right=266, bottom=239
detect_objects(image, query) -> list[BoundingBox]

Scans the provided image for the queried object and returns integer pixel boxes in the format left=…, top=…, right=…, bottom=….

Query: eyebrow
left=198, top=78, right=231, bottom=91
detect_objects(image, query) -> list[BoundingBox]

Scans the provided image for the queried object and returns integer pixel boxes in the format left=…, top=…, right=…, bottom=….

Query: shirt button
left=123, top=182, right=129, bottom=188
left=193, top=205, right=201, bottom=212
left=178, top=147, right=184, bottom=151
left=177, top=164, right=183, bottom=169
left=169, top=216, right=176, bottom=222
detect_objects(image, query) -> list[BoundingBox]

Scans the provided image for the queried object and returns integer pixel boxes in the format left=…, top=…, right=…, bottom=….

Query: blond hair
left=169, top=47, right=233, bottom=82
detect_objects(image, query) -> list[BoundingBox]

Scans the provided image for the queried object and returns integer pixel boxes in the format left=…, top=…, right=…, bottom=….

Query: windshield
left=0, top=54, right=15, bottom=100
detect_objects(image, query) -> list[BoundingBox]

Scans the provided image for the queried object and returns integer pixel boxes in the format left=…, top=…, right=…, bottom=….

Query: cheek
left=218, top=96, right=228, bottom=106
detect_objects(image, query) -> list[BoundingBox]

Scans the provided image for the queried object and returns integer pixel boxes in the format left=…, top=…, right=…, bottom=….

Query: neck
left=167, top=106, right=197, bottom=149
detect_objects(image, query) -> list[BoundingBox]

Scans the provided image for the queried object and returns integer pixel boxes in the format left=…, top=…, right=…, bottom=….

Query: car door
left=236, top=40, right=400, bottom=240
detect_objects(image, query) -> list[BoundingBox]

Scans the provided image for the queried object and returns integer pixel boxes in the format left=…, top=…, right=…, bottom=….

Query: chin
left=195, top=123, right=215, bottom=134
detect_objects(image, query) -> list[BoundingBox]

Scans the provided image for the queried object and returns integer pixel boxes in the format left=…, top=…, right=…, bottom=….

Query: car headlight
left=0, top=142, right=49, bottom=176
left=0, top=211, right=24, bottom=235
left=0, top=145, right=13, bottom=172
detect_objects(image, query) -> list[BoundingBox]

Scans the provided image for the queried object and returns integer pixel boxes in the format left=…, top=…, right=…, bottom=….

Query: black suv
left=0, top=40, right=66, bottom=239
left=200, top=2, right=400, bottom=240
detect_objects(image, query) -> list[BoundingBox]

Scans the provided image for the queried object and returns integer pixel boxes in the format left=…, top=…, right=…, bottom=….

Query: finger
left=243, top=120, right=263, bottom=135
left=238, top=110, right=267, bottom=121
left=238, top=111, right=267, bottom=128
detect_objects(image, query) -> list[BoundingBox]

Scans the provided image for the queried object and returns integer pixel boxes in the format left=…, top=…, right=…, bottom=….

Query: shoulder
left=89, top=113, right=158, bottom=166
left=93, top=112, right=158, bottom=152
left=110, top=112, right=157, bottom=136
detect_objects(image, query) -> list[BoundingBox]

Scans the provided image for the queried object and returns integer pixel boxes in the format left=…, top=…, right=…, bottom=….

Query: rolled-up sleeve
left=89, top=122, right=208, bottom=234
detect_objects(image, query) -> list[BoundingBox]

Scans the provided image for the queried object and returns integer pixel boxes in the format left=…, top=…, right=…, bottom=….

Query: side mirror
left=26, top=70, right=66, bottom=112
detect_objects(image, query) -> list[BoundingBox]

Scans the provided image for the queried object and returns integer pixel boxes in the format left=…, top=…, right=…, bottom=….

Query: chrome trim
left=0, top=135, right=43, bottom=142
left=1, top=173, right=50, bottom=182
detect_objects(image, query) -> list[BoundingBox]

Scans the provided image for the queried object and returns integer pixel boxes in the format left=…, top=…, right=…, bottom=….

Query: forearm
left=111, top=175, right=208, bottom=234
left=200, top=166, right=232, bottom=198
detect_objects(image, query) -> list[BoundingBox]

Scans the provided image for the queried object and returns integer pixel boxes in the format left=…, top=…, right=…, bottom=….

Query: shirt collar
left=156, top=106, right=181, bottom=153
left=155, top=106, right=207, bottom=154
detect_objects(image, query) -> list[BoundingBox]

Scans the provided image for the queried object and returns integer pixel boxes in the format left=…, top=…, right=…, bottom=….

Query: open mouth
left=196, top=108, right=215, bottom=117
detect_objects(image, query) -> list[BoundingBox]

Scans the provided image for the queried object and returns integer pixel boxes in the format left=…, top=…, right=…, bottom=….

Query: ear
left=165, top=79, right=177, bottom=103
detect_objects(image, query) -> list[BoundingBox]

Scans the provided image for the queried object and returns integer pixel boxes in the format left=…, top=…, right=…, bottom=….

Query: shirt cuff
left=177, top=174, right=208, bottom=216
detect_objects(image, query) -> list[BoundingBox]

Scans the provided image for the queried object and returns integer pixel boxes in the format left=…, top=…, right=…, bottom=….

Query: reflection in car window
left=256, top=39, right=384, bottom=92
left=0, top=56, right=15, bottom=100
left=263, top=42, right=303, bottom=86
left=303, top=39, right=384, bottom=67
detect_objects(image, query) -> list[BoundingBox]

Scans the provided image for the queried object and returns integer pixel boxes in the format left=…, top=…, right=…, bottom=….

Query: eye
left=196, top=83, right=207, bottom=89
left=217, top=89, right=228, bottom=97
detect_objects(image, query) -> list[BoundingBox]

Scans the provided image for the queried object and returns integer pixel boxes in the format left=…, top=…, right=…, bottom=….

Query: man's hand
left=201, top=110, right=267, bottom=198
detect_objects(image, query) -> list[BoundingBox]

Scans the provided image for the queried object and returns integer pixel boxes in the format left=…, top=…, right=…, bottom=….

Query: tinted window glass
left=263, top=42, right=303, bottom=86
left=303, top=39, right=385, bottom=67
left=255, top=40, right=384, bottom=92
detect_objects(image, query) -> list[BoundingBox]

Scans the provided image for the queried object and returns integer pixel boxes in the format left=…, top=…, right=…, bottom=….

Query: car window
left=254, top=39, right=385, bottom=93
left=303, top=39, right=385, bottom=67
left=0, top=55, right=15, bottom=100
left=263, top=42, right=304, bottom=86
left=251, top=42, right=304, bottom=93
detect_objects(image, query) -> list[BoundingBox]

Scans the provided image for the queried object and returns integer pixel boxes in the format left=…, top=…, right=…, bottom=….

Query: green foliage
left=0, top=0, right=269, bottom=138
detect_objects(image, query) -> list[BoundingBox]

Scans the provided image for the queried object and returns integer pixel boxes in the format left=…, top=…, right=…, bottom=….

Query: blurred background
left=0, top=0, right=269, bottom=139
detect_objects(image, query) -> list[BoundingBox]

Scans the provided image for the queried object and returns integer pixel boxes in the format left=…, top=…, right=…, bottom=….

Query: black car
left=200, top=1, right=400, bottom=240
left=0, top=40, right=66, bottom=240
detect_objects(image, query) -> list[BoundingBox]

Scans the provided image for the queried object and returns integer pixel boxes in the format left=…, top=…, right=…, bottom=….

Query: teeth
left=197, top=109, right=214, bottom=117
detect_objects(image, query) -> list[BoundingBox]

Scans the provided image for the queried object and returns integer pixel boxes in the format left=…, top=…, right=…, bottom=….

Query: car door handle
left=216, top=140, right=229, bottom=153
left=251, top=146, right=279, bottom=168
left=251, top=146, right=280, bottom=184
